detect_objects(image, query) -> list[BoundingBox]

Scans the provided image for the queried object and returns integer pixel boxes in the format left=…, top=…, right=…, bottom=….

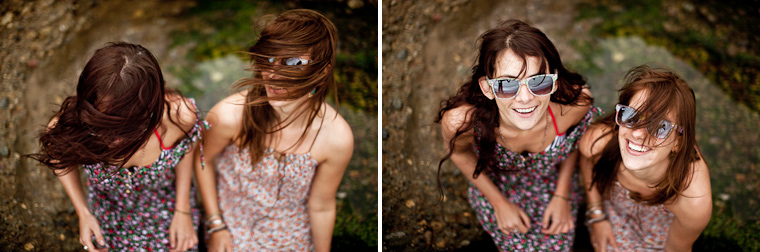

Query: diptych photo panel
left=2, top=0, right=759, bottom=251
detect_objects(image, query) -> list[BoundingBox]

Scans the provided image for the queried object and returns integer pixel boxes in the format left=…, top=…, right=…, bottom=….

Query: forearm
left=554, top=150, right=578, bottom=197
left=309, top=202, right=336, bottom=252
left=450, top=153, right=509, bottom=207
left=56, top=168, right=92, bottom=217
left=579, top=154, right=603, bottom=204
left=193, top=154, right=222, bottom=216
left=174, top=154, right=194, bottom=212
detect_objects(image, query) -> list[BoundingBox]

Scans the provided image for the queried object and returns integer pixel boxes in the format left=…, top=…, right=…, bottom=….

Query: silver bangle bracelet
left=585, top=214, right=608, bottom=226
left=206, top=224, right=228, bottom=235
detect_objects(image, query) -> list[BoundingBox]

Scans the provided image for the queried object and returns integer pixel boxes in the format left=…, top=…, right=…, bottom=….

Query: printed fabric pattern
left=215, top=144, right=318, bottom=251
left=83, top=98, right=208, bottom=252
left=468, top=106, right=602, bottom=251
left=602, top=182, right=674, bottom=251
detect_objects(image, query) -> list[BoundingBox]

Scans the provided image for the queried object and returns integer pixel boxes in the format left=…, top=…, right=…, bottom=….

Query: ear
left=478, top=76, right=494, bottom=100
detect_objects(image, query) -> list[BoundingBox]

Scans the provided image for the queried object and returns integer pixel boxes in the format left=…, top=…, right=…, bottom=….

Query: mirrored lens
left=266, top=57, right=308, bottom=66
left=284, top=57, right=306, bottom=66
left=493, top=79, right=520, bottom=98
left=527, top=75, right=554, bottom=95
left=615, top=104, right=676, bottom=139
left=654, top=120, right=674, bottom=139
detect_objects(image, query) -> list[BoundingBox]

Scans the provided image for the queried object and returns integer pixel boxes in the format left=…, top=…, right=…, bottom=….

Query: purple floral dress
left=82, top=99, right=207, bottom=251
left=468, top=106, right=601, bottom=251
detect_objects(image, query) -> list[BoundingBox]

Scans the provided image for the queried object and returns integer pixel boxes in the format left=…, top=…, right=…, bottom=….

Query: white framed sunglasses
left=615, top=104, right=683, bottom=139
left=485, top=74, right=558, bottom=99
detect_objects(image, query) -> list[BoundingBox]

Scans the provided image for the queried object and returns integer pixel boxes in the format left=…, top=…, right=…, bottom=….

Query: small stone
left=382, top=128, right=389, bottom=140
left=347, top=0, right=364, bottom=9
left=27, top=59, right=38, bottom=68
left=396, top=49, right=408, bottom=60
left=24, top=243, right=33, bottom=251
left=1, top=12, right=13, bottom=26
left=424, top=230, right=432, bottom=245
left=460, top=240, right=470, bottom=247
left=392, top=98, right=402, bottom=110
left=435, top=238, right=446, bottom=248
left=59, top=234, right=65, bottom=241
left=405, top=199, right=415, bottom=208
left=20, top=203, right=27, bottom=209
left=0, top=97, right=9, bottom=109
left=0, top=146, right=9, bottom=157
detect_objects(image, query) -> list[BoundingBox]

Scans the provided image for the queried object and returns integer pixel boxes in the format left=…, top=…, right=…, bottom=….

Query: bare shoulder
left=319, top=104, right=353, bottom=152
left=579, top=122, right=612, bottom=159
left=207, top=90, right=247, bottom=132
left=552, top=87, right=593, bottom=128
left=440, top=104, right=476, bottom=137
left=669, top=158, right=712, bottom=222
left=166, top=94, right=200, bottom=132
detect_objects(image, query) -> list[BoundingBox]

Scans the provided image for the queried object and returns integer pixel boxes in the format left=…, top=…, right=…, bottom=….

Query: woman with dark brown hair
left=193, top=9, right=353, bottom=251
left=436, top=19, right=597, bottom=251
left=579, top=65, right=711, bottom=251
left=30, top=42, right=204, bottom=251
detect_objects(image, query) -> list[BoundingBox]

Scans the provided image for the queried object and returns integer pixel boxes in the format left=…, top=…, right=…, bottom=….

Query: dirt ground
left=381, top=0, right=593, bottom=250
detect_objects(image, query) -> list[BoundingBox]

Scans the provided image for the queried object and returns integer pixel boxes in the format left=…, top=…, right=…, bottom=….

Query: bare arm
left=308, top=118, right=353, bottom=252
left=579, top=124, right=618, bottom=252
left=665, top=160, right=712, bottom=252
left=441, top=107, right=531, bottom=234
left=192, top=98, right=239, bottom=252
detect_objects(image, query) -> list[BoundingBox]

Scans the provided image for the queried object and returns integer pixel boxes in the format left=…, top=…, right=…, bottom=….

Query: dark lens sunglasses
left=486, top=74, right=558, bottom=99
left=615, top=104, right=683, bottom=139
left=267, top=57, right=311, bottom=66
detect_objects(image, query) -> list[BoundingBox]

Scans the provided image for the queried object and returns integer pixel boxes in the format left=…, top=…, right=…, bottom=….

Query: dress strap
left=547, top=106, right=564, bottom=136
left=153, top=128, right=172, bottom=150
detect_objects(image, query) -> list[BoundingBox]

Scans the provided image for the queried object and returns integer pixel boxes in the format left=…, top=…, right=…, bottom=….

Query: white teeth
left=628, top=141, right=650, bottom=152
left=514, top=106, right=536, bottom=114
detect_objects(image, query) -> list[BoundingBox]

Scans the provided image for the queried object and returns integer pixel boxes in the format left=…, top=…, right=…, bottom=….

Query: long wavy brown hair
left=590, top=65, right=701, bottom=205
left=435, top=19, right=593, bottom=189
left=233, top=9, right=337, bottom=165
left=29, top=42, right=190, bottom=174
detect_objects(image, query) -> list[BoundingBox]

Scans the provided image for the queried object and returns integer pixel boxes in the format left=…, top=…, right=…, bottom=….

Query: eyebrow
left=495, top=72, right=546, bottom=79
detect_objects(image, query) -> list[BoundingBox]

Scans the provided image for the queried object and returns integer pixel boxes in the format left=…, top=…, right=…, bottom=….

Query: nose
left=514, top=83, right=533, bottom=103
left=630, top=127, right=648, bottom=139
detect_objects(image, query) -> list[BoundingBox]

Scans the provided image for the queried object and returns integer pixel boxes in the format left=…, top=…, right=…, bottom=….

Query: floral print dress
left=468, top=106, right=601, bottom=251
left=215, top=145, right=318, bottom=251
left=82, top=99, right=206, bottom=251
left=602, top=182, right=674, bottom=251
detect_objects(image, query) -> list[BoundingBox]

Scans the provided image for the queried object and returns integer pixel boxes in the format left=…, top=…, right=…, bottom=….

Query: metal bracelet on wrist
left=206, top=224, right=228, bottom=235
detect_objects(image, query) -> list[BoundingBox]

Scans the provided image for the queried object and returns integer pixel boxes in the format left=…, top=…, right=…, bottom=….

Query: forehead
left=628, top=89, right=677, bottom=122
left=493, top=49, right=545, bottom=78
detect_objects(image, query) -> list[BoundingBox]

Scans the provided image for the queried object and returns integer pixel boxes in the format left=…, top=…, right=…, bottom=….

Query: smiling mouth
left=627, top=139, right=652, bottom=153
left=513, top=106, right=537, bottom=114
left=267, top=86, right=288, bottom=95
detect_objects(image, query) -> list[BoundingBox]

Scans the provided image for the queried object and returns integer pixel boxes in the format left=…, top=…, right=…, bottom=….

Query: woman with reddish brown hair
left=579, top=65, right=712, bottom=251
left=436, top=19, right=597, bottom=251
left=30, top=42, right=204, bottom=251
left=193, top=9, right=353, bottom=251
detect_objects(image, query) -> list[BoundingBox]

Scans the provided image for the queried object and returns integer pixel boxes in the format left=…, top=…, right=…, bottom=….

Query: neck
left=622, top=160, right=669, bottom=187
left=272, top=98, right=316, bottom=129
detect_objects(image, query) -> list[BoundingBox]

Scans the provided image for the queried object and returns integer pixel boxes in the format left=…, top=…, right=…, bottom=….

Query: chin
left=267, top=99, right=292, bottom=108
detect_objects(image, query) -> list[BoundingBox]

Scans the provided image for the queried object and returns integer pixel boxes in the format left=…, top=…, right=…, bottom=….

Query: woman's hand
left=207, top=229, right=233, bottom=252
left=169, top=212, right=198, bottom=252
left=589, top=220, right=618, bottom=252
left=493, top=200, right=531, bottom=236
left=78, top=213, right=108, bottom=252
left=541, top=196, right=574, bottom=234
